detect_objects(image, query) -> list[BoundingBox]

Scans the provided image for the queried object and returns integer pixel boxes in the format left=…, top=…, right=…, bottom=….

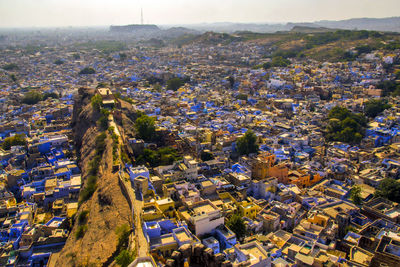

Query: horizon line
left=0, top=15, right=399, bottom=30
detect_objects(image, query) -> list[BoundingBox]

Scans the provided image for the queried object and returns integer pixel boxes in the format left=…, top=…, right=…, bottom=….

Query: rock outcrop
left=49, top=88, right=132, bottom=266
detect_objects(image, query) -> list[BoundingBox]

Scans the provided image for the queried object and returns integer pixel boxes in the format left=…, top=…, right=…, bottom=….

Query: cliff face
left=50, top=89, right=132, bottom=266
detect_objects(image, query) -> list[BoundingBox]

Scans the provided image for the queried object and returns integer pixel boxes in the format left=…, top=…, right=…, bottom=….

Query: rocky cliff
left=49, top=88, right=132, bottom=266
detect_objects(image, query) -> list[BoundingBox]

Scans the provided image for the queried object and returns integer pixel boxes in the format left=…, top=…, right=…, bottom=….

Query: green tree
left=226, top=214, right=246, bottom=240
left=350, top=185, right=362, bottom=205
left=119, top=53, right=127, bottom=60
left=134, top=115, right=155, bottom=141
left=22, top=91, right=43, bottom=105
left=91, top=94, right=102, bottom=112
left=10, top=74, right=17, bottom=83
left=115, top=224, right=131, bottom=248
left=376, top=80, right=398, bottom=96
left=136, top=147, right=181, bottom=167
left=228, top=76, right=235, bottom=88
left=98, top=109, right=110, bottom=130
left=262, top=62, right=272, bottom=70
left=166, top=77, right=184, bottom=91
left=364, top=99, right=391, bottom=118
left=2, top=63, right=18, bottom=71
left=79, top=67, right=96, bottom=75
left=328, top=106, right=351, bottom=121
left=375, top=178, right=400, bottom=203
left=115, top=250, right=134, bottom=267
left=355, top=45, right=372, bottom=55
left=54, top=59, right=64, bottom=65
left=271, top=56, right=290, bottom=67
left=2, top=134, right=27, bottom=150
left=237, top=130, right=258, bottom=156
left=325, top=106, right=366, bottom=144
left=72, top=53, right=80, bottom=60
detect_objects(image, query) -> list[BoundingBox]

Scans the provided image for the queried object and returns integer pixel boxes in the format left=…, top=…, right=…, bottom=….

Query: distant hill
left=110, top=24, right=160, bottom=33
left=172, top=31, right=242, bottom=46
left=174, top=17, right=400, bottom=33
left=158, top=27, right=200, bottom=39
left=290, top=26, right=336, bottom=33
left=109, top=24, right=200, bottom=40
left=315, top=17, right=400, bottom=32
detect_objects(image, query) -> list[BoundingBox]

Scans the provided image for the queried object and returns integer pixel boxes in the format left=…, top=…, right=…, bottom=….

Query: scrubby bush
left=78, top=210, right=89, bottom=225
left=75, top=225, right=87, bottom=239
left=2, top=134, right=27, bottom=150
left=79, top=67, right=96, bottom=75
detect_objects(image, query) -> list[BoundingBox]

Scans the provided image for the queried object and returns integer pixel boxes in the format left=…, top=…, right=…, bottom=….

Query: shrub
left=79, top=67, right=96, bottom=75
left=91, top=95, right=102, bottom=111
left=22, top=91, right=43, bottom=105
left=364, top=99, right=391, bottom=118
left=54, top=59, right=64, bottom=65
left=95, top=132, right=107, bottom=155
left=79, top=176, right=97, bottom=204
left=75, top=225, right=87, bottom=239
left=116, top=224, right=131, bottom=248
left=226, top=214, right=246, bottom=240
left=166, top=77, right=184, bottom=91
left=2, top=63, right=18, bottom=71
left=115, top=250, right=134, bottom=267
left=136, top=147, right=181, bottom=167
left=2, top=134, right=27, bottom=150
left=78, top=210, right=89, bottom=225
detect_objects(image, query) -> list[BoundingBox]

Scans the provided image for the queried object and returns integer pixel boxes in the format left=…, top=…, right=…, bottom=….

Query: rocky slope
left=49, top=88, right=132, bottom=266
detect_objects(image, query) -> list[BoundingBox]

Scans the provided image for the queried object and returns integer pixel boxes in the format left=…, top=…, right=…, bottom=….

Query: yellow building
left=142, top=203, right=165, bottom=221
left=238, top=200, right=261, bottom=220
left=307, top=213, right=329, bottom=228
left=156, top=198, right=175, bottom=218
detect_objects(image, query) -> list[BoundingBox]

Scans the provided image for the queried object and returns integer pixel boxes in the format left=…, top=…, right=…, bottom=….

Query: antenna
left=141, top=8, right=143, bottom=25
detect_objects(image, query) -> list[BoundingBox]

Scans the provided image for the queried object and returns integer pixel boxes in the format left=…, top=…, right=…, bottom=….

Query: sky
left=0, top=0, right=399, bottom=28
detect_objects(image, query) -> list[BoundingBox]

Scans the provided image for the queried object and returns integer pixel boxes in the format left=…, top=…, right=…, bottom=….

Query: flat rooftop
left=174, top=229, right=191, bottom=243
left=193, top=203, right=217, bottom=215
left=240, top=242, right=268, bottom=262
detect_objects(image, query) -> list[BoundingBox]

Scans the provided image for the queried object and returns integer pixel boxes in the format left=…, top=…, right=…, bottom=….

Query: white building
left=188, top=200, right=224, bottom=236
left=181, top=156, right=198, bottom=180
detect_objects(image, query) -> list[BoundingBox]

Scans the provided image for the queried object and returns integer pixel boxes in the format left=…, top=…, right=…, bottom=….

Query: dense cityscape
left=0, top=11, right=400, bottom=267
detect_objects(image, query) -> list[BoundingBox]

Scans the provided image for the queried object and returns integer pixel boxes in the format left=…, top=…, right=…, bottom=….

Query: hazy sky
left=0, top=0, right=399, bottom=27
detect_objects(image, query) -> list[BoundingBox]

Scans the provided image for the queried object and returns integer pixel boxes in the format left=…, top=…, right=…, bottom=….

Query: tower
left=141, top=8, right=143, bottom=25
